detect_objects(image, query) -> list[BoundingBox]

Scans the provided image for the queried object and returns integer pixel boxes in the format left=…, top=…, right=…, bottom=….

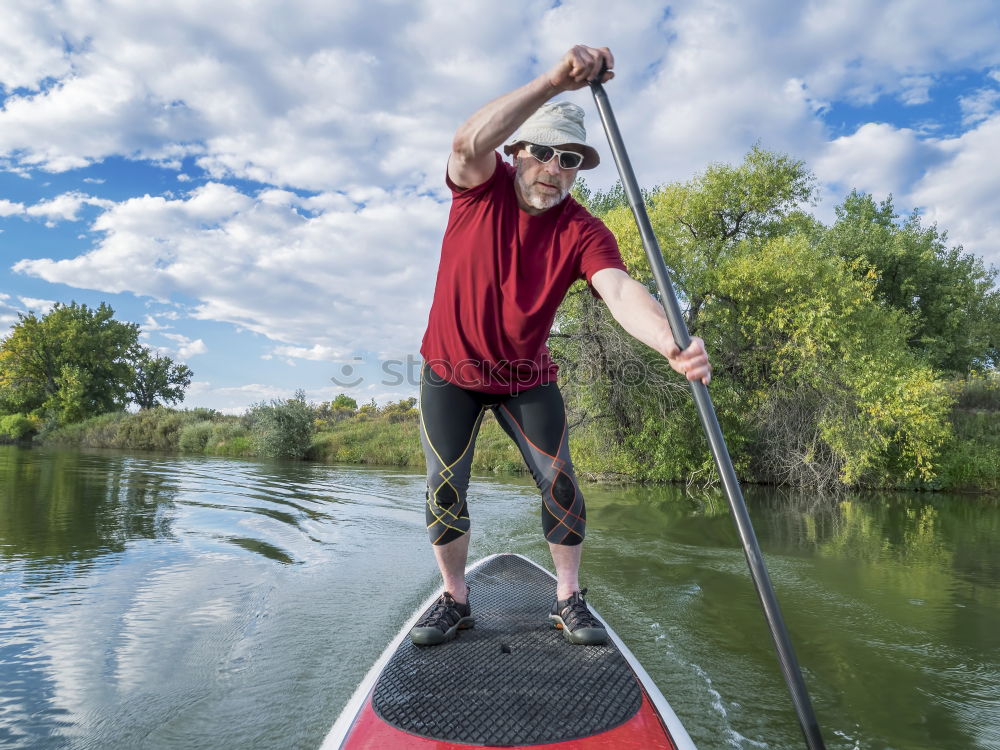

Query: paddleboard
left=322, top=553, right=696, bottom=749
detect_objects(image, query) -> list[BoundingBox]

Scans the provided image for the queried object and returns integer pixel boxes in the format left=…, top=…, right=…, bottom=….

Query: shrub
left=212, top=435, right=254, bottom=457
left=41, top=411, right=126, bottom=447
left=206, top=420, right=241, bottom=445
left=0, top=413, right=40, bottom=441
left=178, top=421, right=214, bottom=453
left=354, top=399, right=379, bottom=422
left=935, top=410, right=1000, bottom=491
left=247, top=391, right=314, bottom=459
left=381, top=397, right=418, bottom=423
left=952, top=373, right=1000, bottom=411
left=115, top=407, right=197, bottom=451
left=36, top=408, right=288, bottom=459
left=201, top=421, right=252, bottom=456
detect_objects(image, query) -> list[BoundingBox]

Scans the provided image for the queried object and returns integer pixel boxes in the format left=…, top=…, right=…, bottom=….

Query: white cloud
left=0, top=0, right=541, bottom=191
left=182, top=378, right=414, bottom=413
left=14, top=182, right=447, bottom=358
left=269, top=344, right=344, bottom=362
left=812, top=114, right=1000, bottom=269
left=141, top=314, right=172, bottom=332
left=0, top=314, right=17, bottom=334
left=530, top=0, right=1000, bottom=190
left=898, top=75, right=934, bottom=105
left=814, top=123, right=937, bottom=200
left=180, top=340, right=207, bottom=358
left=4, top=0, right=994, bottom=191
left=0, top=199, right=25, bottom=217
left=24, top=192, right=113, bottom=222
left=161, top=332, right=207, bottom=359
left=183, top=380, right=302, bottom=413
left=910, top=114, right=1000, bottom=267
left=959, top=87, right=1000, bottom=126
left=18, top=296, right=56, bottom=313
left=0, top=294, right=22, bottom=338
left=0, top=7, right=73, bottom=92
left=795, top=0, right=1000, bottom=101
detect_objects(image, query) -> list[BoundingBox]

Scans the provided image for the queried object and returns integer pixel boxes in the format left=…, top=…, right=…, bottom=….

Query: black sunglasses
left=525, top=143, right=585, bottom=170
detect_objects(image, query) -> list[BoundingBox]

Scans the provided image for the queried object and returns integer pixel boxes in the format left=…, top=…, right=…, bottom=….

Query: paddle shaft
left=587, top=79, right=826, bottom=750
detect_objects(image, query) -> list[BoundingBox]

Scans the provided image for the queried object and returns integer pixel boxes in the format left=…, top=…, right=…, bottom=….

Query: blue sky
left=2, top=0, right=999, bottom=412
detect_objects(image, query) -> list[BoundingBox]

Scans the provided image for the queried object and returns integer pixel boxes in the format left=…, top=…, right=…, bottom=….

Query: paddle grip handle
left=589, top=60, right=610, bottom=86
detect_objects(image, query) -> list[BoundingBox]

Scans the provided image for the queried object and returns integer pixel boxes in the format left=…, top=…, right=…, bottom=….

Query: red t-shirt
left=420, top=152, right=627, bottom=393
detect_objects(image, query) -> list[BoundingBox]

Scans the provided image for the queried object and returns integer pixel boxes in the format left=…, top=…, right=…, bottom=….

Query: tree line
left=561, top=146, right=998, bottom=488
left=0, top=302, right=192, bottom=435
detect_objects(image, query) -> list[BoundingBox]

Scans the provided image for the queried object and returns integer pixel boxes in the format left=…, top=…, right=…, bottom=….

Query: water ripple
left=3, top=448, right=999, bottom=750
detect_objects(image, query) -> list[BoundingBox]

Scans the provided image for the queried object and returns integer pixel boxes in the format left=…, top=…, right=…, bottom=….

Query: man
left=412, top=45, right=711, bottom=647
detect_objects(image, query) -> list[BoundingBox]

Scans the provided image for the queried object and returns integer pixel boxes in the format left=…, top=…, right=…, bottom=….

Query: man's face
left=514, top=144, right=581, bottom=213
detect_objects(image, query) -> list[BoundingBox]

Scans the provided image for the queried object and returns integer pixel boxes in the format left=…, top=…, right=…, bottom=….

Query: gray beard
left=515, top=158, right=570, bottom=211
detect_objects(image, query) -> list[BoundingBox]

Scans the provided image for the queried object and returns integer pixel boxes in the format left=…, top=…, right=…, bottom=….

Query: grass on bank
left=43, top=408, right=257, bottom=457
left=935, top=409, right=1000, bottom=492
left=952, top=372, right=1000, bottom=411
left=929, top=373, right=1000, bottom=492
left=306, top=405, right=636, bottom=479
left=307, top=414, right=526, bottom=474
left=20, top=377, right=1000, bottom=492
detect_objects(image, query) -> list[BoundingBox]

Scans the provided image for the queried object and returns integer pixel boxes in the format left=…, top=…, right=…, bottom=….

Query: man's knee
left=541, top=472, right=586, bottom=545
left=551, top=474, right=577, bottom=506
left=425, top=487, right=471, bottom=545
left=425, top=482, right=467, bottom=521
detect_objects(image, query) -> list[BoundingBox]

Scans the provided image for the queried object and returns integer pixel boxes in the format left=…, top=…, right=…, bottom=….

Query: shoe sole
left=549, top=614, right=607, bottom=646
left=410, top=616, right=475, bottom=646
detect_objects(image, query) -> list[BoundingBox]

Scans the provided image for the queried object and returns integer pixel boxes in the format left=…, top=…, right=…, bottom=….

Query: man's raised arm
left=448, top=45, right=614, bottom=190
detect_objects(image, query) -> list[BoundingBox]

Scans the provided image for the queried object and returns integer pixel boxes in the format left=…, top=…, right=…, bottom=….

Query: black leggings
left=419, top=364, right=585, bottom=547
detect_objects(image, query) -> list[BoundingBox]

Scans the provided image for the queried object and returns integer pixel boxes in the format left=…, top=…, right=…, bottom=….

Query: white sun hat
left=503, top=101, right=600, bottom=170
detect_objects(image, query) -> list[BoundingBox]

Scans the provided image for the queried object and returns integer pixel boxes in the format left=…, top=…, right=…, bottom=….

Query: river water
left=1, top=445, right=998, bottom=749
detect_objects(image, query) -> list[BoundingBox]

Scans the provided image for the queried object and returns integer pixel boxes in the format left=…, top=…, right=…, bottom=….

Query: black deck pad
left=372, top=554, right=643, bottom=746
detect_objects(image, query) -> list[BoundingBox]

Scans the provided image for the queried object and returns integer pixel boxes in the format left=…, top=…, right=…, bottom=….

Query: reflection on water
left=586, top=486, right=1000, bottom=750
left=1, top=446, right=998, bottom=749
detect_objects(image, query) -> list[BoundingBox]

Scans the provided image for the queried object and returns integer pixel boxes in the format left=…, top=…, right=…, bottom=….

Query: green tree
left=702, top=234, right=951, bottom=485
left=128, top=349, right=193, bottom=409
left=554, top=147, right=954, bottom=488
left=634, top=144, right=819, bottom=333
left=822, top=191, right=999, bottom=373
left=331, top=393, right=358, bottom=410
left=555, top=147, right=820, bottom=445
left=313, top=393, right=358, bottom=425
left=0, top=413, right=41, bottom=441
left=572, top=179, right=649, bottom=217
left=0, top=302, right=139, bottom=423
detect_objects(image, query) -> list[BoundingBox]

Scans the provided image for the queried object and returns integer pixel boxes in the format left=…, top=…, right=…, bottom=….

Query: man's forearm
left=605, top=279, right=675, bottom=356
left=601, top=274, right=712, bottom=384
left=452, top=75, right=558, bottom=161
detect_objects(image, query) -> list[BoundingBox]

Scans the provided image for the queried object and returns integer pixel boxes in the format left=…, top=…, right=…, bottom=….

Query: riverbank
left=23, top=396, right=1000, bottom=492
left=936, top=408, right=1000, bottom=491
